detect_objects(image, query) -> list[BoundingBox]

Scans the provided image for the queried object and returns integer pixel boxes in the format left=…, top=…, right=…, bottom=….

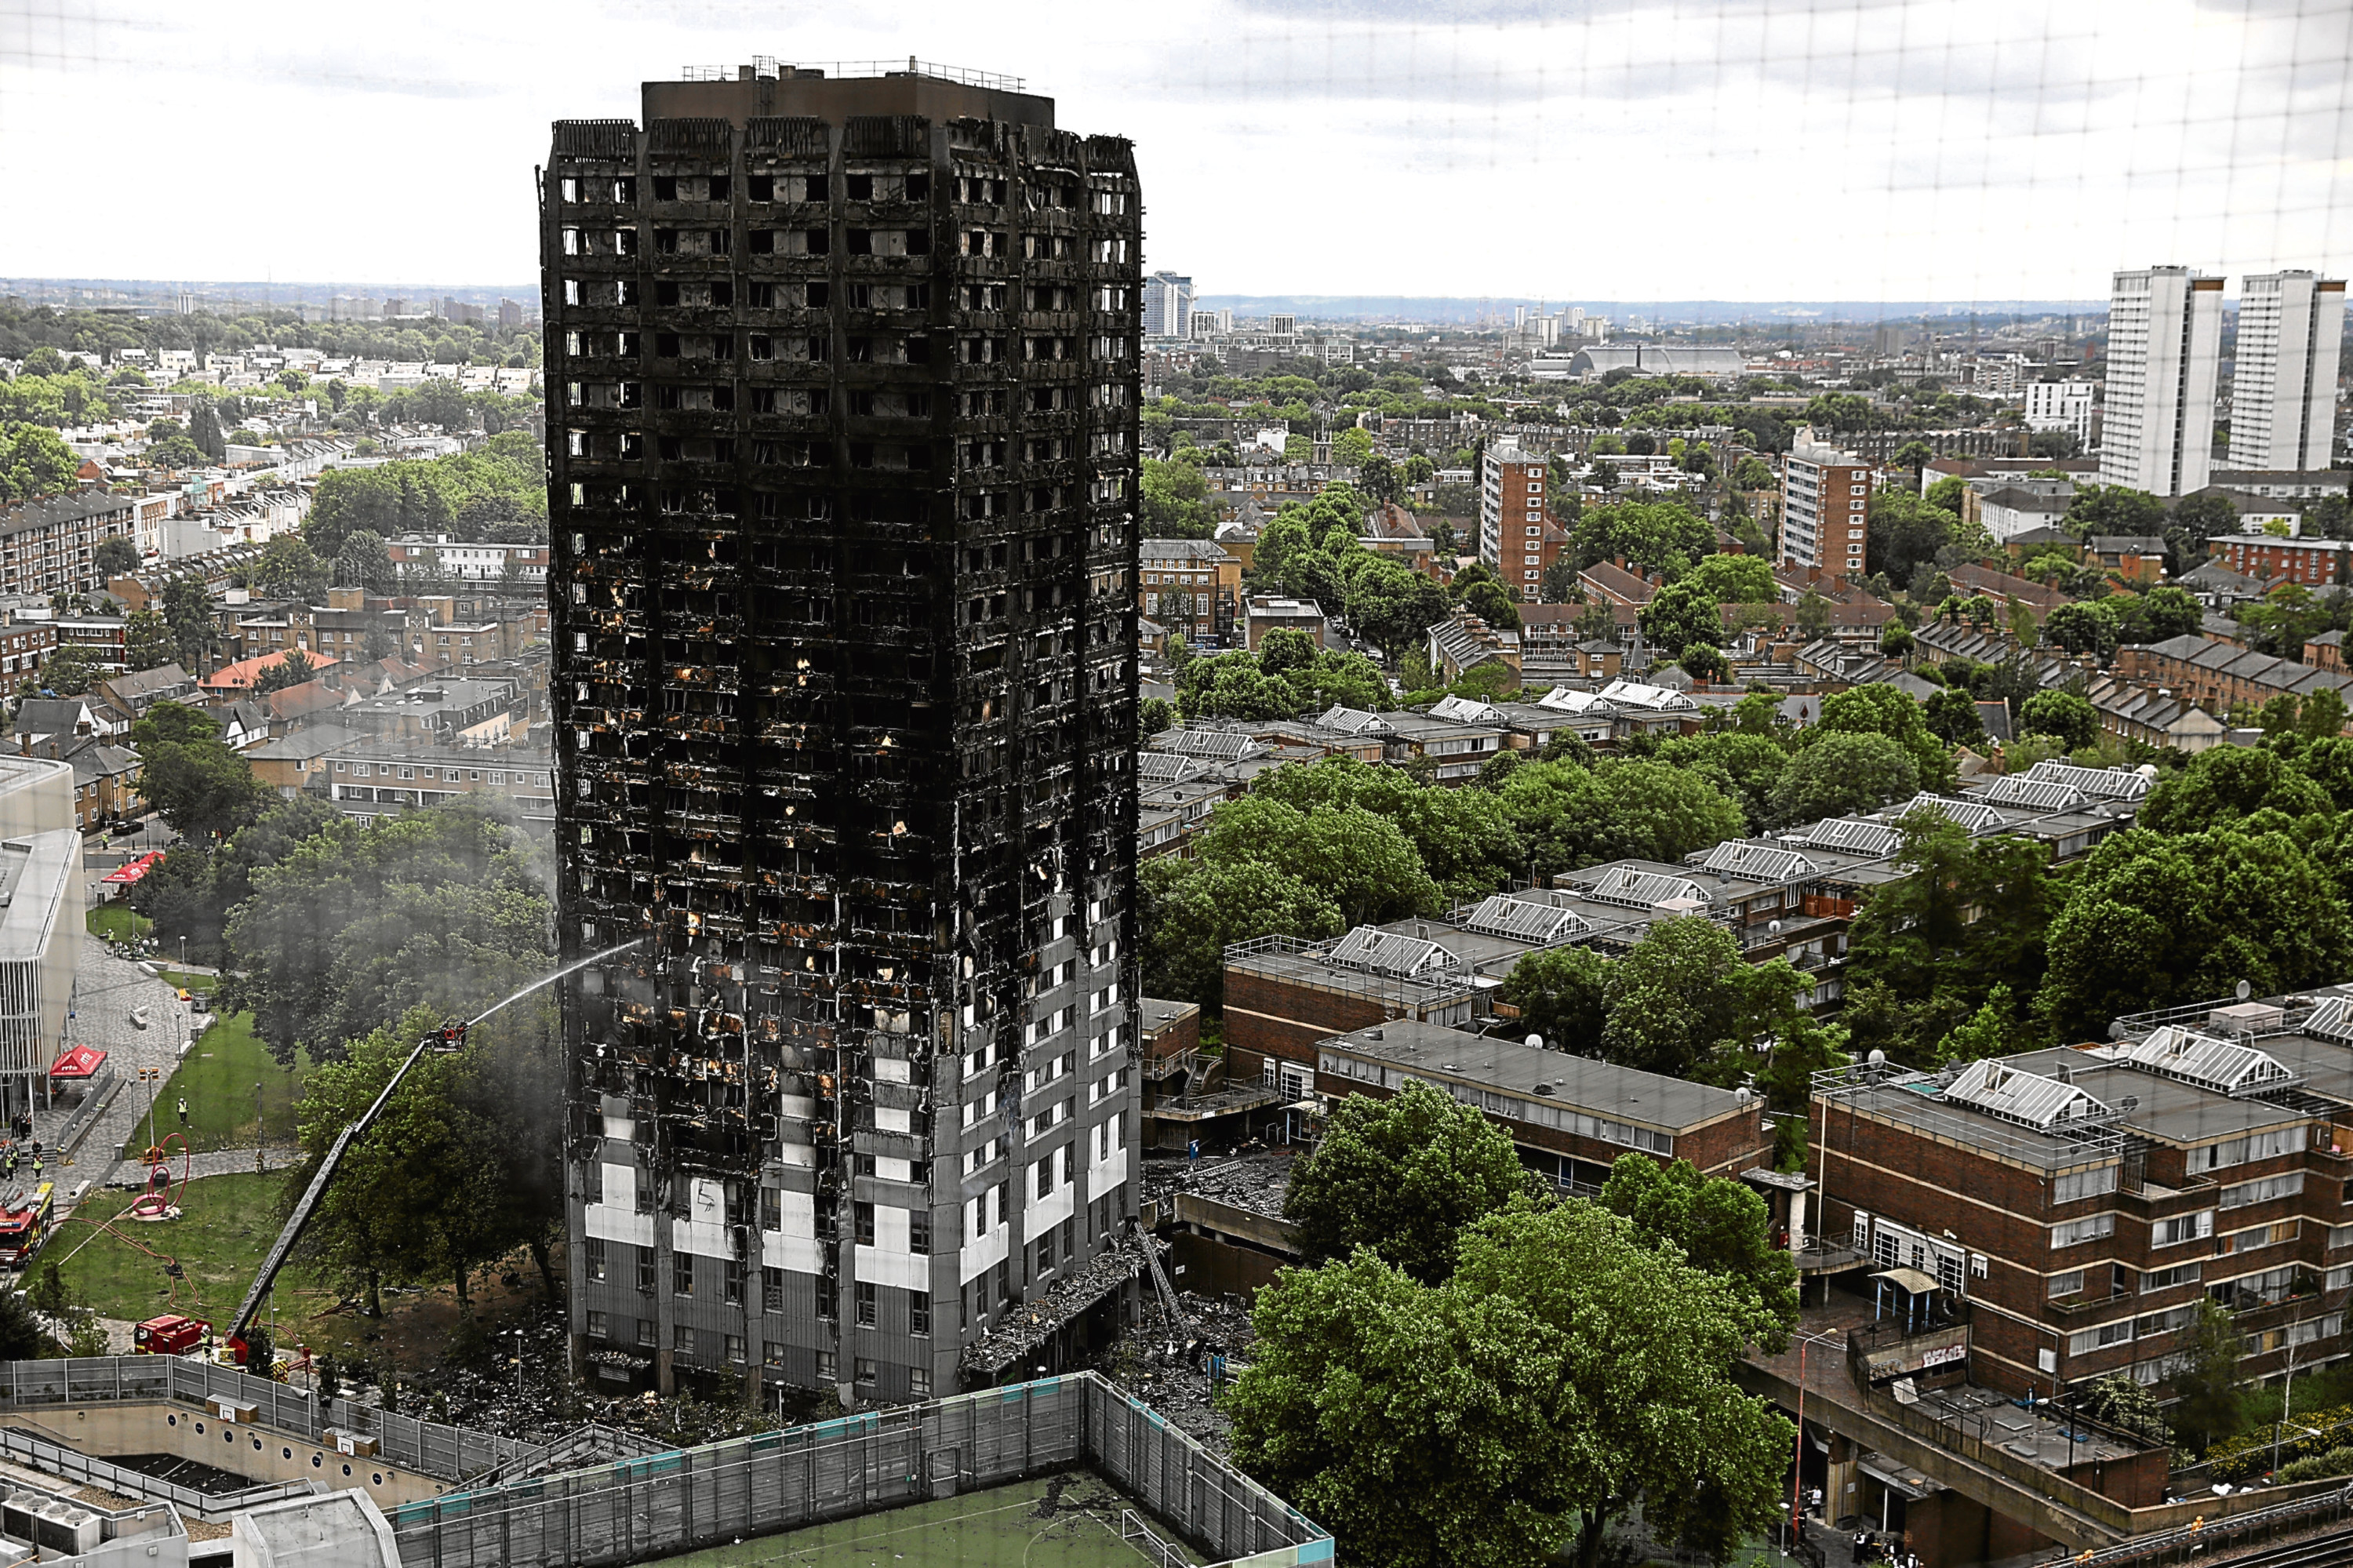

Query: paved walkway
left=39, top=947, right=204, bottom=1200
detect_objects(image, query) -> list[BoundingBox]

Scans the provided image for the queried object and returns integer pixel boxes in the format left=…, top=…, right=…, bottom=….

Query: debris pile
left=1098, top=1288, right=1257, bottom=1455
left=962, top=1231, right=1158, bottom=1378
left=1144, top=1148, right=1299, bottom=1221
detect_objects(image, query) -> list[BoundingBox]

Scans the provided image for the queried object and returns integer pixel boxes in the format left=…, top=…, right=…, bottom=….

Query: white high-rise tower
left=2230, top=271, right=2345, bottom=472
left=2099, top=266, right=2224, bottom=497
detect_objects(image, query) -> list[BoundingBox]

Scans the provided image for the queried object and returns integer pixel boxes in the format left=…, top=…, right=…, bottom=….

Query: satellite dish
left=2236, top=980, right=2253, bottom=1002
left=1867, top=1049, right=1886, bottom=1067
left=1525, top=1033, right=1544, bottom=1050
left=2108, top=1020, right=2128, bottom=1041
left=1736, top=1086, right=1754, bottom=1105
left=1769, top=920, right=1784, bottom=937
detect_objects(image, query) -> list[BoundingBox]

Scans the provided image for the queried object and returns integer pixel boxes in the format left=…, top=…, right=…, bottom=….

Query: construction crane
left=222, top=940, right=641, bottom=1369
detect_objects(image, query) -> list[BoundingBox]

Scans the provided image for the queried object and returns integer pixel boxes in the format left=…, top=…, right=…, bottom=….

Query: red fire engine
left=0, top=1183, right=54, bottom=1268
left=133, top=1315, right=206, bottom=1355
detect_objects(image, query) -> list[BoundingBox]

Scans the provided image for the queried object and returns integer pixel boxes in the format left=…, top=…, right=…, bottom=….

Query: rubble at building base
left=962, top=1234, right=1165, bottom=1381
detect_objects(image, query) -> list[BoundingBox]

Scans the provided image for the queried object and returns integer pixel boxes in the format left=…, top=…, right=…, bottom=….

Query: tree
left=1497, top=759, right=1747, bottom=878
left=1139, top=857, right=1342, bottom=1013
left=1599, top=916, right=1800, bottom=1078
left=250, top=536, right=329, bottom=603
left=2076, top=1374, right=2173, bottom=1450
left=2170, top=1300, right=2249, bottom=1452
left=1458, top=577, right=1520, bottom=632
left=33, top=642, right=95, bottom=695
left=1570, top=498, right=1711, bottom=574
left=1637, top=580, right=1721, bottom=657
left=1224, top=1195, right=1788, bottom=1563
left=223, top=802, right=554, bottom=1064
left=1597, top=1153, right=1800, bottom=1352
left=1283, top=1081, right=1531, bottom=1284
left=93, top=536, right=139, bottom=579
left=1140, top=457, right=1214, bottom=538
left=0, top=426, right=83, bottom=504
left=2036, top=825, right=2353, bottom=1039
left=1880, top=623, right=1915, bottom=660
left=2068, top=482, right=2166, bottom=544
left=1192, top=795, right=1437, bottom=928
left=188, top=398, right=226, bottom=461
left=2016, top=689, right=2101, bottom=752
left=1844, top=809, right=2057, bottom=1062
left=336, top=528, right=395, bottom=595
left=2140, top=585, right=2203, bottom=642
left=1686, top=551, right=1776, bottom=606
left=1225, top=1204, right=1794, bottom=1568
left=2140, top=746, right=2333, bottom=835
left=1864, top=488, right=1961, bottom=587
left=1497, top=944, right=1612, bottom=1054
left=0, top=1290, right=42, bottom=1361
left=1343, top=555, right=1449, bottom=660
left=133, top=704, right=271, bottom=842
left=1253, top=758, right=1522, bottom=904
left=1923, top=686, right=1986, bottom=746
left=2042, top=602, right=2118, bottom=662
left=252, top=648, right=318, bottom=696
left=1794, top=588, right=1832, bottom=641
left=1817, top=682, right=1951, bottom=787
left=1358, top=453, right=1400, bottom=504
left=1138, top=696, right=1174, bottom=737
left=1766, top=731, right=1920, bottom=828
left=161, top=574, right=218, bottom=672
left=121, top=609, right=176, bottom=672
left=289, top=1008, right=533, bottom=1315
left=1678, top=642, right=1729, bottom=685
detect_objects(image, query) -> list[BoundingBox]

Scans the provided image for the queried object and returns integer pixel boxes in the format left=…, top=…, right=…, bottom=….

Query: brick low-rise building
left=1811, top=989, right=2353, bottom=1401
left=1313, top=1020, right=1771, bottom=1187
left=2113, top=633, right=2353, bottom=728
left=2208, top=533, right=2348, bottom=590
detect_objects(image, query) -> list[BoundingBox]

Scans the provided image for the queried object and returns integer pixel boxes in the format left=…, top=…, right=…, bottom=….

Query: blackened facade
left=541, top=64, right=1144, bottom=1405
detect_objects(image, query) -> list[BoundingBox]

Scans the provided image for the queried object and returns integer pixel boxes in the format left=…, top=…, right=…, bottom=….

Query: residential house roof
left=199, top=649, right=342, bottom=693
left=1577, top=561, right=1656, bottom=607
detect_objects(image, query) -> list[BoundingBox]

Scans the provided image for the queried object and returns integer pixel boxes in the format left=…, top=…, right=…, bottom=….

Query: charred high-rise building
left=540, top=63, right=1143, bottom=1405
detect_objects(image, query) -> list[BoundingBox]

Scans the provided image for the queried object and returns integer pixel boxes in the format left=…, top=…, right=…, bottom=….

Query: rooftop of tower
left=643, top=57, right=1055, bottom=129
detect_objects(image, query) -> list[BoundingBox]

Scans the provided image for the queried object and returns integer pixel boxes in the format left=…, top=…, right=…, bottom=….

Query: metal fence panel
left=387, top=1372, right=1326, bottom=1568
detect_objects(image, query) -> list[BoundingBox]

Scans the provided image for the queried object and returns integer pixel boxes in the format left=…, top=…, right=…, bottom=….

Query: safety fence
left=0, top=1424, right=313, bottom=1520
left=388, top=1371, right=1330, bottom=1568
left=2075, top=1481, right=2353, bottom=1567
left=0, top=1357, right=524, bottom=1483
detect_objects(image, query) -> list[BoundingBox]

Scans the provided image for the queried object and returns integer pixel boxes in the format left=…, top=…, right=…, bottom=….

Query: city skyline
left=2, top=0, right=2345, bottom=300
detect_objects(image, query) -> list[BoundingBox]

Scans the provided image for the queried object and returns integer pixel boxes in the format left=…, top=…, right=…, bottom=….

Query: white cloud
left=0, top=0, right=2342, bottom=301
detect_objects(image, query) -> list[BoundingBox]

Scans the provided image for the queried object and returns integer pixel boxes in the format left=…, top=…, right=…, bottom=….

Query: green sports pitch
left=646, top=1472, right=1205, bottom=1568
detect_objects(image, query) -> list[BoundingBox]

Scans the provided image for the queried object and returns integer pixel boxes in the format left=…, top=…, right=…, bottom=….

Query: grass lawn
left=158, top=970, right=220, bottom=996
left=86, top=905, right=151, bottom=944
left=49, top=1170, right=320, bottom=1330
left=120, top=1010, right=308, bottom=1160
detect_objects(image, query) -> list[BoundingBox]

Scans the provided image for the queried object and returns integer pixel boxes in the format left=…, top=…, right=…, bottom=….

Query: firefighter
left=29, top=1151, right=42, bottom=1181
left=2, top=1143, right=13, bottom=1179
left=177, top=1096, right=188, bottom=1129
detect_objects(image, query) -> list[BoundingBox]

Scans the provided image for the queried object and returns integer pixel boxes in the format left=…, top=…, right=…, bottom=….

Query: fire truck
left=0, top=1183, right=53, bottom=1268
left=133, top=1315, right=206, bottom=1355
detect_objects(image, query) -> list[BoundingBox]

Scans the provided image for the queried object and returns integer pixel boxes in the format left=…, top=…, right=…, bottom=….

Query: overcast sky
left=2, top=0, right=2345, bottom=304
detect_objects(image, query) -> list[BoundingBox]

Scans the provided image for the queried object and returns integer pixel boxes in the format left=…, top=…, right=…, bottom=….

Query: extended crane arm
left=224, top=1025, right=461, bottom=1359
left=217, top=940, right=643, bottom=1364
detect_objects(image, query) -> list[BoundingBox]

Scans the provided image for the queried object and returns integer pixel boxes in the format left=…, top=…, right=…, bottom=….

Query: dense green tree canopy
left=2037, top=824, right=2353, bottom=1039
left=1226, top=1203, right=1793, bottom=1568
left=1597, top=1153, right=1800, bottom=1352
left=1496, top=759, right=1747, bottom=878
left=1637, top=580, right=1722, bottom=657
left=1765, top=730, right=1920, bottom=828
left=1282, top=1081, right=1532, bottom=1283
